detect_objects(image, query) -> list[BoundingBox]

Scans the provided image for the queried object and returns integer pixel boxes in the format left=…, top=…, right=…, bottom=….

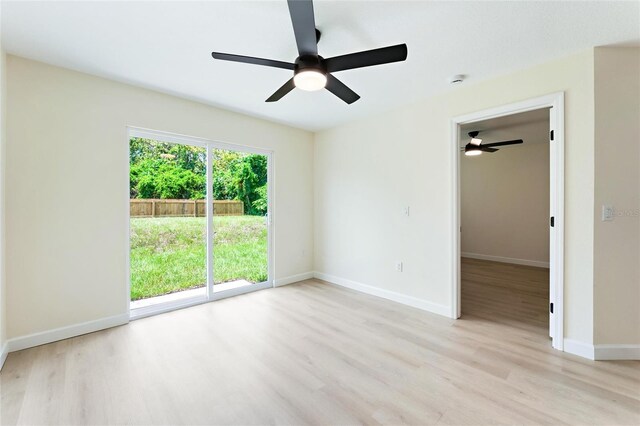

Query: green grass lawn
left=130, top=216, right=267, bottom=300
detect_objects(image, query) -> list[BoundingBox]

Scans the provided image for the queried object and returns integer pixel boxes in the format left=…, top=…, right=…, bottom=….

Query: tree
left=235, top=154, right=267, bottom=215
left=129, top=139, right=206, bottom=200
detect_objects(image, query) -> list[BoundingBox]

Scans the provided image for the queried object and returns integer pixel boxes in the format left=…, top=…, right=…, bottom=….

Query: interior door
left=549, top=109, right=557, bottom=341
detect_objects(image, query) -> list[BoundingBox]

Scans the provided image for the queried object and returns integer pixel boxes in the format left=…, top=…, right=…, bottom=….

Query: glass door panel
left=211, top=148, right=269, bottom=293
left=129, top=137, right=207, bottom=310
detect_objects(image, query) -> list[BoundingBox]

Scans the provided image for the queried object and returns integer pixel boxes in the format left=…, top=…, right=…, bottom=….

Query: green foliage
left=129, top=138, right=268, bottom=214
left=235, top=154, right=268, bottom=215
left=129, top=139, right=206, bottom=200
left=252, top=184, right=268, bottom=214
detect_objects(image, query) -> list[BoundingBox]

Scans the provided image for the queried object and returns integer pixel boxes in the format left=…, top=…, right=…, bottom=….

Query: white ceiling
left=2, top=1, right=639, bottom=131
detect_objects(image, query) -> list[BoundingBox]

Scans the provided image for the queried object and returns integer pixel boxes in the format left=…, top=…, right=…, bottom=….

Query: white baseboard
left=274, top=272, right=314, bottom=287
left=0, top=341, right=8, bottom=371
left=314, top=271, right=451, bottom=318
left=563, top=338, right=595, bottom=360
left=594, top=344, right=640, bottom=360
left=564, top=339, right=640, bottom=361
left=462, top=252, right=549, bottom=268
left=5, top=314, right=129, bottom=354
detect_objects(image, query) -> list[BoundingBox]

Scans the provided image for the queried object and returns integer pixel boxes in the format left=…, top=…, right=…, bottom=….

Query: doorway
left=127, top=128, right=273, bottom=319
left=451, top=93, right=564, bottom=350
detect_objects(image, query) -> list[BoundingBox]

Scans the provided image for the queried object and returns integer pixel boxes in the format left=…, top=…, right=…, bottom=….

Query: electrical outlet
left=395, top=261, right=403, bottom=272
left=602, top=205, right=614, bottom=221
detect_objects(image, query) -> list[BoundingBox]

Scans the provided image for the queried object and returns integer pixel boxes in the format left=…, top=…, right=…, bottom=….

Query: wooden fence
left=130, top=199, right=244, bottom=217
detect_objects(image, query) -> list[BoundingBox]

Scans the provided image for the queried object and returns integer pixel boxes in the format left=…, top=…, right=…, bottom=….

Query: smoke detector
left=449, top=74, right=466, bottom=84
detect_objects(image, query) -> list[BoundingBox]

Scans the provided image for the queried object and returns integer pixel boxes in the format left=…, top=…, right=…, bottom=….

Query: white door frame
left=450, top=92, right=565, bottom=351
left=126, top=127, right=275, bottom=320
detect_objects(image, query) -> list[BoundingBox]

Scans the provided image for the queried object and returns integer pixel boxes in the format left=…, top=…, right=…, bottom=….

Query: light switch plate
left=602, top=205, right=614, bottom=221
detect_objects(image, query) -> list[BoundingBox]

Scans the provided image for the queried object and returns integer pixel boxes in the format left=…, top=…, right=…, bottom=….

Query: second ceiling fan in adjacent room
left=463, top=131, right=523, bottom=156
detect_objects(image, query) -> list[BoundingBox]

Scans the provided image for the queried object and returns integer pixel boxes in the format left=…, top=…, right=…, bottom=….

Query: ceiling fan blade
left=482, top=139, right=524, bottom=148
left=325, top=74, right=360, bottom=104
left=266, top=78, right=296, bottom=102
left=480, top=147, right=498, bottom=153
left=324, top=44, right=408, bottom=73
left=287, top=0, right=318, bottom=56
left=211, top=52, right=295, bottom=70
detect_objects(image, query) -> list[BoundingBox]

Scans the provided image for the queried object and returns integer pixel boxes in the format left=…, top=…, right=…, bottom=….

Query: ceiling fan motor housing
left=294, top=55, right=327, bottom=76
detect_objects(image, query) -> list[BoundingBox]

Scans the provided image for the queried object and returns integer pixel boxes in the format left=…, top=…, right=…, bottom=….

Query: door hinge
left=550, top=216, right=555, bottom=227
left=550, top=302, right=554, bottom=314
left=550, top=130, right=554, bottom=141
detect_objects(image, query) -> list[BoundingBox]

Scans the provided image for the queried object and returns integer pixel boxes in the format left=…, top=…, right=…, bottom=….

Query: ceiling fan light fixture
left=470, top=137, right=482, bottom=145
left=293, top=69, right=327, bottom=91
left=464, top=144, right=482, bottom=156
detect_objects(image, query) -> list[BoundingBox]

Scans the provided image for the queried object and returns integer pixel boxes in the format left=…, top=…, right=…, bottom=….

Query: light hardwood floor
left=461, top=257, right=550, bottom=333
left=1, top=270, right=639, bottom=425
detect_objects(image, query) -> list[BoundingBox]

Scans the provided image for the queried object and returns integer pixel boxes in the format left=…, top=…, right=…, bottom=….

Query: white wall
left=4, top=46, right=638, bottom=358
left=461, top=139, right=550, bottom=267
left=5, top=56, right=314, bottom=340
left=593, top=47, right=640, bottom=345
left=315, top=50, right=595, bottom=345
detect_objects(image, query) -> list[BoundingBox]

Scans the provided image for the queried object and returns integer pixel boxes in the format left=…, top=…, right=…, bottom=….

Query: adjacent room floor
left=1, top=280, right=638, bottom=425
left=461, top=257, right=550, bottom=333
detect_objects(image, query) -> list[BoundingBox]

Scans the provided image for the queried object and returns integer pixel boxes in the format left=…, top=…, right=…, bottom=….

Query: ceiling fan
left=210, top=0, right=408, bottom=104
left=463, top=131, right=523, bottom=156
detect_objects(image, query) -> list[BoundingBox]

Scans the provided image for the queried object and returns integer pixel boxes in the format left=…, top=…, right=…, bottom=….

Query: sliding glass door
left=128, top=130, right=272, bottom=318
